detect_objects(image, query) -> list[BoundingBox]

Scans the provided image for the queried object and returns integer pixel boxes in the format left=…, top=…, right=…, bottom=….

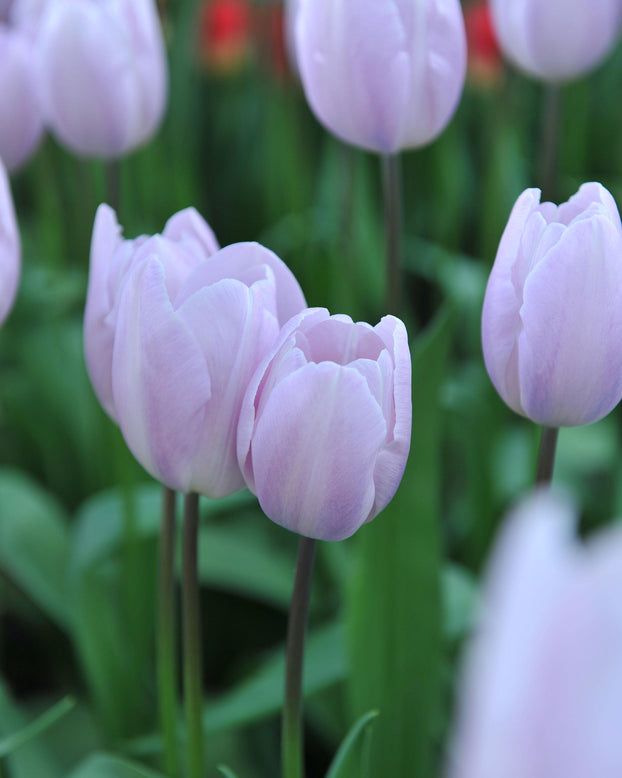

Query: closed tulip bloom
left=295, top=0, right=467, bottom=153
left=490, top=0, right=622, bottom=82
left=482, top=183, right=622, bottom=427
left=0, top=159, right=20, bottom=324
left=111, top=241, right=306, bottom=498
left=447, top=491, right=622, bottom=778
left=37, top=0, right=168, bottom=158
left=237, top=309, right=411, bottom=541
left=84, top=204, right=219, bottom=421
left=0, top=26, right=44, bottom=171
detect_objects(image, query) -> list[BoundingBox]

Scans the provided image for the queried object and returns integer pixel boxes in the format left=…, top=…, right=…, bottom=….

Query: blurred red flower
left=198, top=0, right=252, bottom=73
left=464, top=1, right=503, bottom=86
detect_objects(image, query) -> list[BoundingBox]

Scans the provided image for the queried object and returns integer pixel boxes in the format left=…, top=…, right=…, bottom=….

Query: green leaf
left=0, top=678, right=64, bottom=778
left=0, top=468, right=71, bottom=628
left=217, top=766, right=241, bottom=778
left=325, top=710, right=379, bottom=778
left=346, top=309, right=453, bottom=778
left=0, top=696, right=75, bottom=758
left=68, top=753, right=166, bottom=778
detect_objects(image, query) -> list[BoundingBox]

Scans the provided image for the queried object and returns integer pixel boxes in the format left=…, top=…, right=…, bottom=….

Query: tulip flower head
left=0, top=23, right=44, bottom=171
left=295, top=0, right=467, bottom=153
left=490, top=0, right=622, bottom=82
left=84, top=204, right=220, bottom=421
left=481, top=183, right=622, bottom=427
left=109, top=237, right=306, bottom=498
left=237, top=309, right=412, bottom=541
left=0, top=159, right=20, bottom=325
left=447, top=490, right=622, bottom=778
left=37, top=0, right=168, bottom=158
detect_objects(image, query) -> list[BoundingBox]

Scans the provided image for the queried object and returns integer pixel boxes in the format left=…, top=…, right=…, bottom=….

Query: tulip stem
left=382, top=153, right=403, bottom=315
left=536, top=426, right=559, bottom=485
left=539, top=85, right=561, bottom=201
left=158, top=487, right=180, bottom=777
left=182, top=493, right=204, bottom=778
left=282, top=537, right=317, bottom=778
left=105, top=161, right=122, bottom=214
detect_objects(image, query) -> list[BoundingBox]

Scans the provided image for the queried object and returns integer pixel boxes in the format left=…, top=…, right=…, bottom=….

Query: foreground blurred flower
left=197, top=0, right=251, bottom=73
left=448, top=490, right=622, bottom=778
left=482, top=183, right=622, bottom=427
left=237, top=309, right=411, bottom=541
left=490, top=0, right=622, bottom=82
left=295, top=0, right=467, bottom=153
left=111, top=238, right=306, bottom=498
left=464, top=1, right=502, bottom=87
left=0, top=23, right=44, bottom=171
left=0, top=159, right=20, bottom=324
left=37, top=0, right=168, bottom=158
left=84, top=205, right=219, bottom=421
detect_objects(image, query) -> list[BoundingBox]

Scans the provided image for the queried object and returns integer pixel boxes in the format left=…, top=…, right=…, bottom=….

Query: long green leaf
left=346, top=309, right=453, bottom=778
left=325, top=710, right=379, bottom=778
left=217, top=766, right=241, bottom=778
left=68, top=753, right=166, bottom=778
left=0, top=696, right=75, bottom=757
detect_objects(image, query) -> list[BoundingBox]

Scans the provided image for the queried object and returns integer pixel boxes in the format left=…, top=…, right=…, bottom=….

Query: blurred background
left=2, top=1, right=622, bottom=776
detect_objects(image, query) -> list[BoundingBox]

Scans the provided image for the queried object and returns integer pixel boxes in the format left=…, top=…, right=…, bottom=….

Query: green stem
left=182, top=493, right=204, bottom=778
left=382, top=153, right=403, bottom=316
left=282, top=537, right=317, bottom=778
left=158, top=487, right=180, bottom=777
left=539, top=85, right=561, bottom=201
left=105, top=160, right=122, bottom=214
left=536, top=427, right=559, bottom=485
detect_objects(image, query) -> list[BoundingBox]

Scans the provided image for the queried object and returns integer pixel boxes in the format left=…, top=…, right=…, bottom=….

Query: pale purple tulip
left=0, top=25, right=44, bottom=171
left=111, top=241, right=306, bottom=498
left=37, top=0, right=168, bottom=158
left=447, top=490, right=622, bottom=778
left=0, top=159, right=20, bottom=324
left=490, top=0, right=622, bottom=82
left=295, top=0, right=467, bottom=153
left=481, top=183, right=622, bottom=427
left=237, top=308, right=411, bottom=541
left=84, top=205, right=219, bottom=421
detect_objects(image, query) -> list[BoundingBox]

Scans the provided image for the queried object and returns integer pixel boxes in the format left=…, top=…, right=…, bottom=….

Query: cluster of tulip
left=0, top=0, right=167, bottom=170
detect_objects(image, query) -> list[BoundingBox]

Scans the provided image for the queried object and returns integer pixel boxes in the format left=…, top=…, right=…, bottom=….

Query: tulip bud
left=110, top=240, right=306, bottom=498
left=490, top=0, right=622, bottom=82
left=481, top=183, right=622, bottom=427
left=295, top=0, right=467, bottom=154
left=84, top=204, right=219, bottom=421
left=0, top=158, right=20, bottom=324
left=447, top=490, right=622, bottom=778
left=0, top=25, right=44, bottom=171
left=37, top=0, right=168, bottom=158
left=237, top=309, right=411, bottom=541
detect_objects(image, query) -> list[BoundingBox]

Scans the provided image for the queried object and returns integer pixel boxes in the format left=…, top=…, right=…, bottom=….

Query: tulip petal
left=162, top=207, right=219, bottom=259
left=251, top=362, right=387, bottom=541
left=0, top=159, right=19, bottom=326
left=112, top=258, right=211, bottom=491
left=518, top=215, right=622, bottom=425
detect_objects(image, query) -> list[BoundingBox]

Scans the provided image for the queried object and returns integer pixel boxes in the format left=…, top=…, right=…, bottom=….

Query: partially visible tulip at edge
left=84, top=204, right=220, bottom=422
left=490, top=0, right=622, bottom=82
left=295, top=0, right=467, bottom=153
left=0, top=23, right=44, bottom=171
left=105, top=230, right=306, bottom=498
left=237, top=308, right=412, bottom=541
left=0, top=158, right=20, bottom=325
left=482, top=182, right=622, bottom=427
left=447, top=490, right=622, bottom=778
left=36, top=0, right=168, bottom=158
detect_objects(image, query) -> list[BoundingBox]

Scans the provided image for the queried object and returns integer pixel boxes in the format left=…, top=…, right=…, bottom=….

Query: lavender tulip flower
left=481, top=183, right=622, bottom=427
left=295, top=0, right=467, bottom=153
left=0, top=159, right=20, bottom=324
left=110, top=240, right=306, bottom=498
left=84, top=205, right=219, bottom=421
left=447, top=490, right=622, bottom=778
left=490, top=0, right=622, bottom=82
left=0, top=24, right=44, bottom=171
left=237, top=308, right=411, bottom=541
left=37, top=0, right=168, bottom=158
